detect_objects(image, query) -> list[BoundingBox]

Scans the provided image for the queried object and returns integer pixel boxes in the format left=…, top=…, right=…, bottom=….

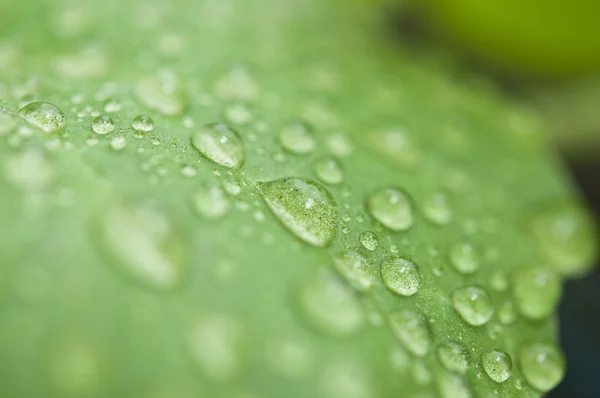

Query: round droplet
left=131, top=115, right=154, bottom=132
left=110, top=136, right=127, bottom=151
left=359, top=231, right=379, bottom=251
left=279, top=122, right=316, bottom=154
left=92, top=203, right=187, bottom=292
left=297, top=270, right=365, bottom=337
left=498, top=301, right=517, bottom=325
left=367, top=187, right=413, bottom=231
left=381, top=257, right=420, bottom=297
left=134, top=69, right=187, bottom=115
left=265, top=338, right=313, bottom=380
left=422, top=192, right=452, bottom=225
left=436, top=371, right=472, bottom=398
left=520, top=343, right=565, bottom=392
left=91, top=115, right=115, bottom=135
left=258, top=178, right=338, bottom=248
left=449, top=242, right=479, bottom=274
left=452, top=286, right=494, bottom=326
left=514, top=267, right=561, bottom=320
left=18, top=101, right=67, bottom=133
left=314, top=156, right=344, bottom=185
left=388, top=309, right=431, bottom=357
left=490, top=271, right=509, bottom=292
left=223, top=102, right=253, bottom=125
left=102, top=97, right=121, bottom=113
left=331, top=251, right=376, bottom=293
left=191, top=123, right=245, bottom=169
left=437, top=342, right=469, bottom=375
left=320, top=361, right=372, bottom=398
left=482, top=350, right=512, bottom=383
left=530, top=203, right=597, bottom=275
left=366, top=129, right=420, bottom=167
left=191, top=183, right=230, bottom=220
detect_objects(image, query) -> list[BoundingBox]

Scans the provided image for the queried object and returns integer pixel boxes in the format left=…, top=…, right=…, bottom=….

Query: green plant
left=0, top=0, right=596, bottom=397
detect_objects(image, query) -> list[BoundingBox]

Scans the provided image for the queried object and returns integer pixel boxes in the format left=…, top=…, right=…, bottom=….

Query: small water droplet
left=258, top=178, right=338, bottom=248
left=388, top=309, right=431, bottom=357
left=452, top=286, right=494, bottom=326
left=215, top=66, right=260, bottom=101
left=437, top=342, right=469, bottom=374
left=134, top=69, right=187, bottom=115
left=519, top=343, right=564, bottom=392
left=131, top=115, right=155, bottom=132
left=436, top=371, right=472, bottom=398
left=180, top=165, right=197, bottom=178
left=422, top=192, right=452, bottom=225
left=367, top=188, right=413, bottom=231
left=223, top=102, right=253, bottom=125
left=359, top=231, right=379, bottom=251
left=331, top=251, right=376, bottom=293
left=110, top=136, right=127, bottom=151
left=279, top=122, right=316, bottom=154
left=191, top=123, right=245, bottom=169
left=18, top=101, right=67, bottom=133
left=191, top=183, right=230, bottom=220
left=102, top=97, right=121, bottom=113
left=91, top=115, right=115, bottom=135
left=321, top=361, right=372, bottom=398
left=482, top=350, right=512, bottom=383
left=513, top=267, right=560, bottom=320
left=314, top=156, right=344, bottom=185
left=381, top=257, right=420, bottom=297
left=449, top=242, right=479, bottom=274
left=367, top=129, right=420, bottom=167
left=5, top=149, right=55, bottom=191
left=490, top=271, right=509, bottom=292
left=0, top=111, right=18, bottom=136
left=327, top=133, right=353, bottom=157
left=265, top=338, right=312, bottom=380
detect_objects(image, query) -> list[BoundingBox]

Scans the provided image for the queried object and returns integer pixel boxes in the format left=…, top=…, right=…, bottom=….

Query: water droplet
left=321, top=361, right=372, bottom=398
left=331, top=251, right=376, bottom=293
left=520, top=343, right=565, bottom=392
left=191, top=183, right=230, bottom=220
left=449, top=242, right=479, bottom=274
left=224, top=102, right=253, bottom=125
left=359, top=231, right=379, bottom=251
left=452, top=286, right=494, bottom=326
left=191, top=123, right=245, bottom=169
left=92, top=203, right=187, bottom=292
left=110, top=136, right=127, bottom=151
left=258, top=178, right=338, bottom=248
left=436, top=371, right=472, bottom=398
left=131, top=115, right=155, bottom=132
left=265, top=338, right=312, bottom=380
left=180, top=165, right=197, bottom=178
left=327, top=133, right=353, bottom=157
left=530, top=203, right=597, bottom=275
left=91, top=115, right=115, bottom=135
left=490, top=271, right=509, bottom=292
left=5, top=149, right=55, bottom=191
left=186, top=314, right=244, bottom=381
left=437, top=342, right=469, bottom=375
left=313, top=156, right=344, bottom=185
left=134, top=69, right=187, bottom=115
left=18, top=101, right=67, bottom=133
left=215, top=66, right=259, bottom=101
left=388, top=309, right=431, bottom=357
left=482, top=350, right=512, bottom=383
left=513, top=267, right=560, bottom=321
left=422, top=192, right=452, bottom=225
left=381, top=257, right=420, bottom=297
left=366, top=129, right=420, bottom=167
left=367, top=188, right=413, bottom=231
left=279, top=122, right=316, bottom=154
left=498, top=301, right=517, bottom=325
left=297, top=270, right=365, bottom=337
left=102, top=97, right=121, bottom=113
left=0, top=111, right=18, bottom=136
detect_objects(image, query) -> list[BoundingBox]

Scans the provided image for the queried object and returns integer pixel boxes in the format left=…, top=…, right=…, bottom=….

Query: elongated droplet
left=381, top=257, right=420, bottom=297
left=191, top=123, right=245, bottom=169
left=513, top=267, right=561, bottom=320
left=279, top=122, right=316, bottom=154
left=449, top=242, right=479, bottom=274
left=388, top=309, right=431, bottom=357
left=331, top=251, right=376, bottom=293
left=437, top=342, right=469, bottom=375
left=520, top=343, right=565, bottom=392
left=482, top=350, right=512, bottom=383
left=367, top=188, right=413, bottom=231
left=134, top=69, right=187, bottom=115
left=451, top=286, right=494, bottom=326
left=18, top=101, right=67, bottom=133
left=92, top=203, right=187, bottom=292
left=258, top=178, right=338, bottom=248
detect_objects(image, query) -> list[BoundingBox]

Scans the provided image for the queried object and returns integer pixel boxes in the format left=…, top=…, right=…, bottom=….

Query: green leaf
left=0, top=0, right=596, bottom=397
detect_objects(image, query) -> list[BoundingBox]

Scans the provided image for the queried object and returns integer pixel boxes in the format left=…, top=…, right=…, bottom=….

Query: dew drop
left=134, top=69, right=187, bottom=115
left=102, top=97, right=121, bottom=113
left=265, top=338, right=312, bottom=380
left=180, top=165, right=197, bottom=178
left=5, top=149, right=55, bottom=191
left=131, top=115, right=155, bottom=132
left=223, top=102, right=253, bottom=125
left=359, top=231, right=379, bottom=251
left=498, top=301, right=517, bottom=325
left=388, top=309, right=431, bottom=357
left=0, top=111, right=18, bottom=136
left=191, top=183, right=231, bottom=220
left=436, top=371, right=472, bottom=398
left=366, top=129, right=420, bottom=167
left=513, top=267, right=561, bottom=321
left=92, top=203, right=187, bottom=292
left=321, top=361, right=372, bottom=398
left=449, top=242, right=479, bottom=274
left=327, top=133, right=353, bottom=157
left=331, top=251, right=376, bottom=293
left=297, top=270, right=365, bottom=337
left=91, top=115, right=115, bottom=135
left=279, top=122, right=316, bottom=154
left=519, top=343, right=565, bottom=392
left=314, top=156, right=344, bottom=185
left=258, top=178, right=338, bottom=248
left=422, top=192, right=452, bottom=225
left=367, top=188, right=413, bottom=231
left=215, top=66, right=260, bottom=101
left=18, top=101, right=67, bottom=133
left=482, top=350, right=512, bottom=383
left=437, top=342, right=469, bottom=375
left=381, top=257, right=420, bottom=297
left=451, top=286, right=494, bottom=326
left=110, top=136, right=127, bottom=151
left=191, top=123, right=245, bottom=169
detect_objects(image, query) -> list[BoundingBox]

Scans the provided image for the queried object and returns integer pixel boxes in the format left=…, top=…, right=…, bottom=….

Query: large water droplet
left=520, top=343, right=565, bottom=392
left=437, top=342, right=469, bottom=375
left=422, top=192, right=452, bottom=225
left=279, top=122, right=316, bottom=154
left=258, top=178, right=338, bottom=248
left=314, top=156, right=344, bottom=185
left=191, top=183, right=231, bottom=220
left=367, top=188, right=413, bottom=231
left=134, top=69, right=187, bottom=115
left=449, top=242, right=479, bottom=274
left=92, top=203, right=187, bottom=292
left=91, top=115, right=115, bottom=135
left=451, top=286, right=494, bottom=326
left=191, top=123, right=245, bottom=169
left=482, top=350, right=512, bottom=383
left=359, top=231, right=379, bottom=251
left=530, top=203, right=597, bottom=275
left=18, top=101, right=67, bottom=133
left=297, top=270, right=365, bottom=337
left=131, top=115, right=155, bottom=132
left=331, top=251, right=376, bottom=293
left=514, top=267, right=561, bottom=320
left=388, top=309, right=431, bottom=357
left=381, top=257, right=420, bottom=297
